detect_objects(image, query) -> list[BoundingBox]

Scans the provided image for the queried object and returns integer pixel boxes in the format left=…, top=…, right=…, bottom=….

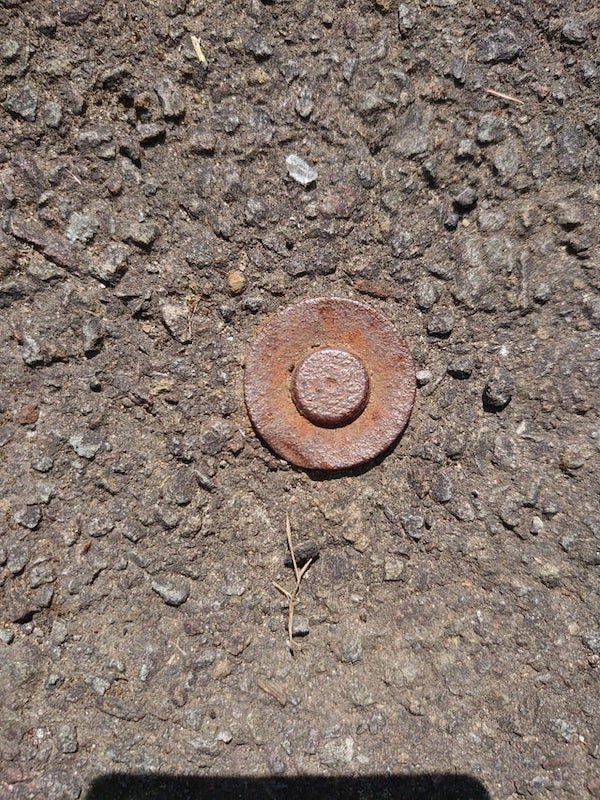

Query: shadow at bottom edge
left=86, top=772, right=491, bottom=800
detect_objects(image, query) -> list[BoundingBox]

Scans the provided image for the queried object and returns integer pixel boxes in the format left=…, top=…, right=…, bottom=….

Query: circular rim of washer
left=244, top=297, right=416, bottom=471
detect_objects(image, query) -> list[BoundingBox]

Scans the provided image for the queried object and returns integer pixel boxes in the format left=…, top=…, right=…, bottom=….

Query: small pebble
left=483, top=367, right=513, bottom=410
left=284, top=540, right=319, bottom=568
left=397, top=4, right=417, bottom=36
left=5, top=85, right=38, bottom=122
left=431, top=472, right=453, bottom=504
left=530, top=516, right=544, bottom=536
left=477, top=29, right=522, bottom=63
left=416, top=369, right=432, bottom=386
left=0, top=628, right=14, bottom=644
left=415, top=280, right=439, bottom=311
left=155, top=77, right=185, bottom=118
left=454, top=187, right=478, bottom=211
left=562, top=17, right=588, bottom=44
left=384, top=557, right=405, bottom=581
left=13, top=505, right=42, bottom=530
left=16, top=404, right=39, bottom=425
left=292, top=616, right=310, bottom=637
left=69, top=432, right=103, bottom=459
left=226, top=270, right=246, bottom=295
left=447, top=357, right=474, bottom=379
left=31, top=454, right=54, bottom=473
left=427, top=309, right=455, bottom=337
left=476, top=113, right=507, bottom=144
left=245, top=34, right=273, bottom=60
left=286, top=154, right=318, bottom=186
left=151, top=578, right=190, bottom=607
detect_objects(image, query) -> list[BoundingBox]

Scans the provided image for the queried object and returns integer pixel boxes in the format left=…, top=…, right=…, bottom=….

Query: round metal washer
left=244, top=297, right=416, bottom=471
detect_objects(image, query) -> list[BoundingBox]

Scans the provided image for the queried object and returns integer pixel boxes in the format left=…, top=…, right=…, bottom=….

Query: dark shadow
left=86, top=773, right=491, bottom=800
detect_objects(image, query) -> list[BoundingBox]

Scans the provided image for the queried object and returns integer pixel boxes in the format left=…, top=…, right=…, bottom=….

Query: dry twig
left=484, top=87, right=525, bottom=106
left=191, top=35, right=207, bottom=65
left=273, top=513, right=313, bottom=656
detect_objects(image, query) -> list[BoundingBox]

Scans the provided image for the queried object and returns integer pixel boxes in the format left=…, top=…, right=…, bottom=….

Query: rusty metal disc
left=243, top=297, right=416, bottom=470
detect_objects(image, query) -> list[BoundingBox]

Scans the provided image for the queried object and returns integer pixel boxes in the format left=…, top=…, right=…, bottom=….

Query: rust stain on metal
left=244, top=297, right=416, bottom=471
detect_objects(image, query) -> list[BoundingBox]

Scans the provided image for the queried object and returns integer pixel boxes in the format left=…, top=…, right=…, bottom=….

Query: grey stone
left=200, top=420, right=233, bottom=455
left=292, top=616, right=309, bottom=637
left=245, top=197, right=268, bottom=226
left=320, top=736, right=354, bottom=769
left=5, top=85, right=38, bottom=121
left=416, top=369, right=432, bottom=386
left=384, top=557, right=405, bottom=581
left=77, top=125, right=113, bottom=149
left=118, top=521, right=146, bottom=542
left=447, top=356, right=473, bottom=378
left=498, top=494, right=522, bottom=528
left=216, top=106, right=240, bottom=134
left=392, top=104, right=432, bottom=156
left=457, top=138, right=475, bottom=158
left=155, top=77, right=185, bottom=118
left=151, top=578, right=190, bottom=606
left=537, top=562, right=561, bottom=589
left=284, top=540, right=319, bottom=568
left=483, top=367, right=513, bottom=410
left=415, top=279, right=440, bottom=310
left=50, top=619, right=69, bottom=645
left=477, top=29, right=522, bottom=63
left=368, top=711, right=386, bottom=735
left=454, top=187, right=478, bottom=210
left=551, top=718, right=578, bottom=744
left=42, top=101, right=63, bottom=128
left=557, top=125, right=586, bottom=176
left=65, top=211, right=99, bottom=243
left=21, top=334, right=46, bottom=367
left=337, top=639, right=363, bottom=664
left=57, top=723, right=78, bottom=754
left=137, top=122, right=165, bottom=145
left=530, top=516, right=544, bottom=535
left=69, top=431, right=103, bottom=459
left=160, top=302, right=192, bottom=344
left=188, top=127, right=217, bottom=153
left=400, top=512, right=424, bottom=540
left=14, top=504, right=42, bottom=530
left=476, top=113, right=507, bottom=144
left=448, top=496, right=476, bottom=522
left=491, top=433, right=518, bottom=470
left=431, top=472, right=453, bottom=503
left=245, top=34, right=272, bottom=59
left=222, top=569, right=246, bottom=597
left=10, top=213, right=74, bottom=268
left=398, top=4, right=417, bottom=35
left=88, top=243, right=129, bottom=284
left=164, top=468, right=197, bottom=506
left=582, top=632, right=600, bottom=655
left=123, top=221, right=158, bottom=247
left=493, top=141, right=521, bottom=183
left=7, top=545, right=29, bottom=574
left=29, top=560, right=55, bottom=588
left=82, top=316, right=103, bottom=355
left=295, top=85, right=314, bottom=118
left=285, top=154, right=317, bottom=186
left=444, top=213, right=459, bottom=230
left=1, top=38, right=20, bottom=62
left=0, top=628, right=14, bottom=644
left=562, top=17, right=588, bottom=44
left=84, top=515, right=114, bottom=538
left=39, top=770, right=81, bottom=800
left=427, top=308, right=455, bottom=337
